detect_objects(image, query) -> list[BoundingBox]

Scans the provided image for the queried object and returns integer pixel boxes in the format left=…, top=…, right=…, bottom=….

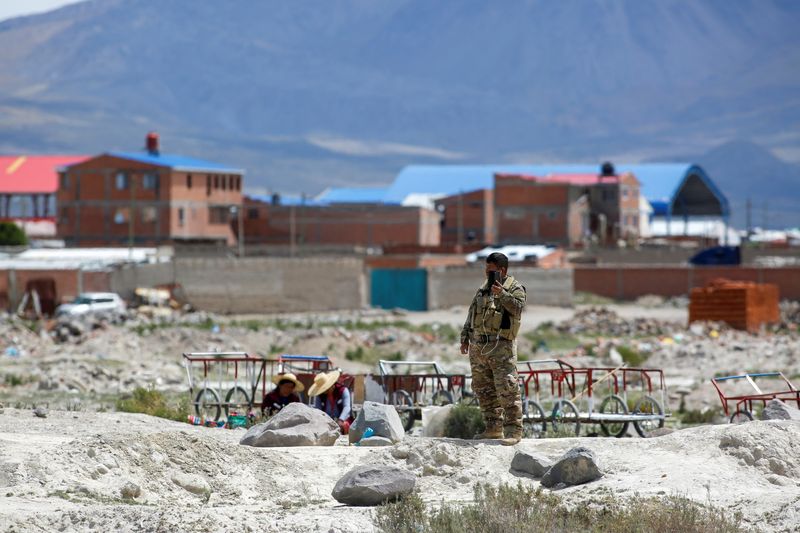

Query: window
left=141, top=206, right=157, bottom=223
left=113, top=208, right=129, bottom=224
left=547, top=210, right=557, bottom=220
left=115, top=172, right=129, bottom=190
left=621, top=186, right=628, bottom=200
left=206, top=175, right=211, bottom=196
left=178, top=207, right=185, bottom=227
left=248, top=207, right=259, bottom=220
left=214, top=175, right=219, bottom=189
left=60, top=207, right=69, bottom=225
left=222, top=175, right=227, bottom=191
left=143, top=172, right=159, bottom=190
left=60, top=173, right=69, bottom=190
left=235, top=176, right=241, bottom=191
left=187, top=174, right=192, bottom=189
left=208, top=206, right=230, bottom=224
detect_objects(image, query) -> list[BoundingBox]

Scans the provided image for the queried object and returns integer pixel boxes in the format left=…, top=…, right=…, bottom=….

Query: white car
left=56, top=292, right=127, bottom=317
left=466, top=245, right=556, bottom=264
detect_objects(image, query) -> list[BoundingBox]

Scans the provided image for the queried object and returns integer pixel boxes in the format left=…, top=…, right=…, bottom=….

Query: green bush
left=616, top=344, right=646, bottom=367
left=374, top=482, right=744, bottom=533
left=443, top=404, right=485, bottom=439
left=0, top=222, right=27, bottom=246
left=116, top=387, right=188, bottom=422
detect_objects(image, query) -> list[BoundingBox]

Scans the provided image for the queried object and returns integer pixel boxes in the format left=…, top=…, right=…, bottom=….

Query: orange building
left=57, top=134, right=244, bottom=246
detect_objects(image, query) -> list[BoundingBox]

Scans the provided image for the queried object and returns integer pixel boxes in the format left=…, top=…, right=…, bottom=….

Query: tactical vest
left=470, top=275, right=523, bottom=340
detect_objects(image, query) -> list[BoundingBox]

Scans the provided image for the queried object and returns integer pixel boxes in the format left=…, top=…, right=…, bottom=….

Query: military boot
left=500, top=427, right=523, bottom=446
left=473, top=427, right=503, bottom=440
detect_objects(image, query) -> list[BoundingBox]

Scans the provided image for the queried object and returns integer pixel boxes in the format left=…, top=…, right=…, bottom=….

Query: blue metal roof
left=105, top=151, right=243, bottom=173
left=316, top=187, right=388, bottom=204
left=386, top=163, right=728, bottom=216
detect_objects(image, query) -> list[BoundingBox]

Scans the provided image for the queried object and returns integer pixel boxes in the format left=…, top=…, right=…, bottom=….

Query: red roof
left=0, top=155, right=88, bottom=194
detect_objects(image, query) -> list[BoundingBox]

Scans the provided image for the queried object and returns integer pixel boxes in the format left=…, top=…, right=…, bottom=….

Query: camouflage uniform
left=461, top=275, right=526, bottom=438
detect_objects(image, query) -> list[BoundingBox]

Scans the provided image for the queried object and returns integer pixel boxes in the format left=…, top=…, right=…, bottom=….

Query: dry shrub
left=443, top=404, right=485, bottom=439
left=374, top=482, right=743, bottom=533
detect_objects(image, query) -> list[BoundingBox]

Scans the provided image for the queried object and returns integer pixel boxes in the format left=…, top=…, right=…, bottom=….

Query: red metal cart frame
left=711, top=371, right=799, bottom=423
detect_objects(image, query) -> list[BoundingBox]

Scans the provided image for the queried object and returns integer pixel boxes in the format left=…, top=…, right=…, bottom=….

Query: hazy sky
left=0, top=0, right=85, bottom=21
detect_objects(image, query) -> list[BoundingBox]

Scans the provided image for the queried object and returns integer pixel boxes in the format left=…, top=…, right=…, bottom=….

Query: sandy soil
left=0, top=408, right=797, bottom=532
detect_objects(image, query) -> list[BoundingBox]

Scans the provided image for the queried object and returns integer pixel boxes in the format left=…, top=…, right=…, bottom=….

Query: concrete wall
left=109, top=262, right=176, bottom=299
left=174, top=257, right=367, bottom=313
left=427, top=266, right=574, bottom=309
left=575, top=266, right=800, bottom=300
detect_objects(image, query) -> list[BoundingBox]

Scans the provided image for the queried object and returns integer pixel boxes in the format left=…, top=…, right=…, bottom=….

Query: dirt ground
left=0, top=408, right=797, bottom=532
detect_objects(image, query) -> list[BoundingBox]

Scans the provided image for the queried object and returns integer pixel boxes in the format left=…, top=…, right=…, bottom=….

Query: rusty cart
left=183, top=351, right=274, bottom=422
left=711, top=371, right=799, bottom=423
left=516, top=358, right=669, bottom=438
left=378, top=360, right=470, bottom=431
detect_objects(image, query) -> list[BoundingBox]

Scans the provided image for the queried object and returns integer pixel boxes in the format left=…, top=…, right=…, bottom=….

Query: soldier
left=460, top=252, right=526, bottom=445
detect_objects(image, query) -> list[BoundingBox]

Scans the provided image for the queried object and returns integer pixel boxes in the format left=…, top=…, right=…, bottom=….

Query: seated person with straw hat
left=309, top=370, right=352, bottom=434
left=261, top=372, right=304, bottom=417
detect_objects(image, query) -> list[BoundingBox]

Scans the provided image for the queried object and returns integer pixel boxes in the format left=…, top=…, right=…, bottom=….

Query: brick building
left=434, top=189, right=494, bottom=246
left=0, top=155, right=86, bottom=237
left=243, top=195, right=440, bottom=247
left=57, top=134, right=244, bottom=246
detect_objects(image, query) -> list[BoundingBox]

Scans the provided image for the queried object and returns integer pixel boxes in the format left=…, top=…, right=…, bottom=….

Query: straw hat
left=307, top=370, right=341, bottom=397
left=271, top=372, right=305, bottom=393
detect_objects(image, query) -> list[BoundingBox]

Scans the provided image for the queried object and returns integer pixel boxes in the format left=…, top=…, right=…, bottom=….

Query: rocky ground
left=0, top=408, right=797, bottom=532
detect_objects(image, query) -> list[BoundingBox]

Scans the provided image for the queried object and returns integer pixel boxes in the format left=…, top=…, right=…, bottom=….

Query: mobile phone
left=487, top=271, right=499, bottom=287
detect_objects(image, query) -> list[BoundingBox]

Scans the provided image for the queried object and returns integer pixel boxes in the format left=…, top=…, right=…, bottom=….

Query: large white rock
left=349, top=401, right=405, bottom=444
left=540, top=447, right=602, bottom=488
left=760, top=399, right=800, bottom=421
left=239, top=403, right=340, bottom=447
left=332, top=465, right=415, bottom=506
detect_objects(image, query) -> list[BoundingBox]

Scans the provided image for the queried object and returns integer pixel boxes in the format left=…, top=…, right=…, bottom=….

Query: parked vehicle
left=55, top=292, right=127, bottom=317
left=466, top=244, right=556, bottom=264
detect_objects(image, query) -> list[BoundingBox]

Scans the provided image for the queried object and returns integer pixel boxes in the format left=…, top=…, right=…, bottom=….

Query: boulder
left=332, top=465, right=415, bottom=506
left=510, top=450, right=552, bottom=478
left=120, top=481, right=141, bottom=500
left=33, top=407, right=48, bottom=418
left=349, top=401, right=405, bottom=444
left=760, top=399, right=800, bottom=421
left=240, top=403, right=340, bottom=447
left=540, top=447, right=602, bottom=488
left=358, top=436, right=394, bottom=447
left=171, top=473, right=210, bottom=496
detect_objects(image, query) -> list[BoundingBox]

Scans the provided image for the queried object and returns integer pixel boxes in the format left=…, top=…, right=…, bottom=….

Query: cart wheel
left=194, top=387, right=222, bottom=422
left=224, top=386, right=251, bottom=418
left=729, top=410, right=753, bottom=424
left=632, top=395, right=664, bottom=438
left=551, top=399, right=581, bottom=436
left=391, top=390, right=415, bottom=432
left=599, top=394, right=630, bottom=438
left=460, top=391, right=479, bottom=407
left=431, top=390, right=454, bottom=406
left=522, top=399, right=546, bottom=439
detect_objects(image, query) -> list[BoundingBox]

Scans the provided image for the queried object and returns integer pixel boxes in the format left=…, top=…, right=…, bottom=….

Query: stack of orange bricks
left=689, top=279, right=780, bottom=332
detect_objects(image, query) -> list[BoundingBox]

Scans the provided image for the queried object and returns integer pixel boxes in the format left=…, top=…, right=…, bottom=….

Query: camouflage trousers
left=468, top=338, right=523, bottom=436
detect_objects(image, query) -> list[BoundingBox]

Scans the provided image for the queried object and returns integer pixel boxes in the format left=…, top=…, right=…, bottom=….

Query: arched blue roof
left=316, top=187, right=389, bottom=204
left=385, top=163, right=729, bottom=217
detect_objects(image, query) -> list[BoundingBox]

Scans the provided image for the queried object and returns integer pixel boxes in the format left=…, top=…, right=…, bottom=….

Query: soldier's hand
left=460, top=342, right=469, bottom=355
left=491, top=281, right=503, bottom=296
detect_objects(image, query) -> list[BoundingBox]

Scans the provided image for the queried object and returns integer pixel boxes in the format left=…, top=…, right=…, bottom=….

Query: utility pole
left=745, top=197, right=752, bottom=237
left=128, top=172, right=135, bottom=262
left=238, top=204, right=244, bottom=257
left=456, top=190, right=464, bottom=252
left=289, top=204, right=296, bottom=258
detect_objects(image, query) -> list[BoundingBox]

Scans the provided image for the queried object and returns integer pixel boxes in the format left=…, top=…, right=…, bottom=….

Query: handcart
left=711, top=371, right=799, bottom=423
left=276, top=354, right=339, bottom=400
left=183, top=352, right=273, bottom=422
left=378, top=360, right=470, bottom=431
left=516, top=358, right=669, bottom=438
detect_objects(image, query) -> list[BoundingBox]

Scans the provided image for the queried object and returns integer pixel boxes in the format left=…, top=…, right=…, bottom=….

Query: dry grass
left=374, top=482, right=744, bottom=533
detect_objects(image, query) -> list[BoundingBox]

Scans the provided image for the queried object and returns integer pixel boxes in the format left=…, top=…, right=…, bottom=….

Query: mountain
left=0, top=0, right=798, bottom=226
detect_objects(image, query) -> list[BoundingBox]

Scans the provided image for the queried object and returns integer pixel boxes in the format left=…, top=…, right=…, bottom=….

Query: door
left=370, top=269, right=427, bottom=311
